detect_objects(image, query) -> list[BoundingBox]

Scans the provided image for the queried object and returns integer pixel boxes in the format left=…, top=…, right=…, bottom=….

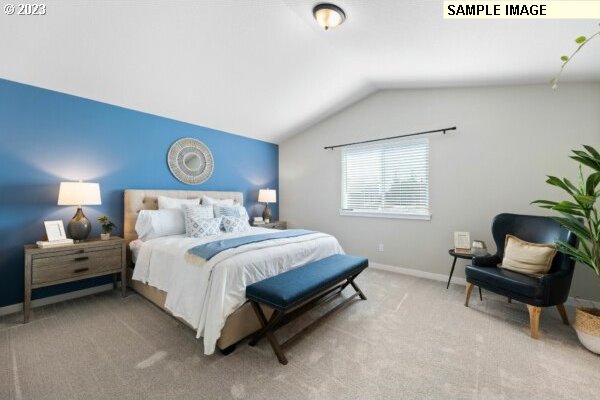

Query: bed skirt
left=127, top=267, right=273, bottom=351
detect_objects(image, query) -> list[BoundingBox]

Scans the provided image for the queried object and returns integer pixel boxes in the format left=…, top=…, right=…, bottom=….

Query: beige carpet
left=1, top=269, right=598, bottom=400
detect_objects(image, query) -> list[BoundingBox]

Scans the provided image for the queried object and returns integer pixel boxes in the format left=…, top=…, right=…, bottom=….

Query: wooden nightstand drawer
left=32, top=246, right=121, bottom=269
left=32, top=249, right=122, bottom=286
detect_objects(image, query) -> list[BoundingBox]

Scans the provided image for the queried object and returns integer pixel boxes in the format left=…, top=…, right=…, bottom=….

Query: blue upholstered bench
left=246, top=254, right=368, bottom=364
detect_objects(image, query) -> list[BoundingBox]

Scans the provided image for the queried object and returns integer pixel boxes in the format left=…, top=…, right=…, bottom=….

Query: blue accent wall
left=0, top=78, right=278, bottom=308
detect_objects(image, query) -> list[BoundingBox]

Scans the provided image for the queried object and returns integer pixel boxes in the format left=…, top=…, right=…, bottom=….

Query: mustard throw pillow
left=500, top=235, right=557, bottom=277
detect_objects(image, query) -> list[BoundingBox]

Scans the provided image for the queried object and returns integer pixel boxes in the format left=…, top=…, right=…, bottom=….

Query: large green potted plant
left=533, top=146, right=600, bottom=353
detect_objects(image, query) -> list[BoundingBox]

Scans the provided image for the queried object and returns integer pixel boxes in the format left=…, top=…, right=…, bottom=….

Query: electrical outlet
left=378, top=244, right=384, bottom=252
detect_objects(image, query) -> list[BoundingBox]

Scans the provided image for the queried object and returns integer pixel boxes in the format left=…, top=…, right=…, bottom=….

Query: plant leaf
left=555, top=240, right=595, bottom=269
left=531, top=200, right=559, bottom=206
left=583, top=145, right=600, bottom=160
left=546, top=176, right=574, bottom=194
left=586, top=172, right=600, bottom=196
left=570, top=155, right=600, bottom=172
left=575, top=36, right=587, bottom=44
left=552, top=202, right=585, bottom=217
left=573, top=194, right=596, bottom=208
left=560, top=55, right=569, bottom=62
left=562, top=178, right=579, bottom=193
left=552, top=216, right=591, bottom=241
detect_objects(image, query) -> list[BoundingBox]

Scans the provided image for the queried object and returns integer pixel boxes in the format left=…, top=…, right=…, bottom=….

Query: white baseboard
left=0, top=283, right=114, bottom=317
left=565, top=297, right=600, bottom=309
left=370, top=262, right=467, bottom=286
left=369, top=262, right=600, bottom=309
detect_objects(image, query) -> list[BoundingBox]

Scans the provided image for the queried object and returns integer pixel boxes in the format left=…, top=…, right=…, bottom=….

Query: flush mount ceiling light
left=313, top=3, right=346, bottom=30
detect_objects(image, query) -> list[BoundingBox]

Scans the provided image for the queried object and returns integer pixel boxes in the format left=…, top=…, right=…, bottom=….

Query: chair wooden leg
left=526, top=305, right=542, bottom=339
left=464, top=282, right=474, bottom=307
left=556, top=304, right=569, bottom=325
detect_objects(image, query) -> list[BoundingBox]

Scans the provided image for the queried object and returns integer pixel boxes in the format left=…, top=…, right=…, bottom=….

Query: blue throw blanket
left=187, top=229, right=316, bottom=261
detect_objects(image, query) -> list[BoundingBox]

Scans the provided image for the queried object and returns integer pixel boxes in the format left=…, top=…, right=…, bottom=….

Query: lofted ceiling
left=1, top=0, right=599, bottom=143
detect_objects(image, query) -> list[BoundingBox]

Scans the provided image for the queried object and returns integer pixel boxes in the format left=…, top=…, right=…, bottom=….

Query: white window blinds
left=341, top=137, right=430, bottom=219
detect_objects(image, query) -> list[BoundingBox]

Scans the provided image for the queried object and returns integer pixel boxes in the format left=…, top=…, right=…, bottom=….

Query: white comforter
left=131, top=227, right=344, bottom=354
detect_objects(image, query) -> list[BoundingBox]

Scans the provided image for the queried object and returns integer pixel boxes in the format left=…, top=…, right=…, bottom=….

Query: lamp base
left=262, top=203, right=272, bottom=223
left=67, top=207, right=92, bottom=242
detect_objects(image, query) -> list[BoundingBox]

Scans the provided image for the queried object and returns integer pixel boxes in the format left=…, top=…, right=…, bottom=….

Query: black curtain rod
left=323, top=126, right=457, bottom=150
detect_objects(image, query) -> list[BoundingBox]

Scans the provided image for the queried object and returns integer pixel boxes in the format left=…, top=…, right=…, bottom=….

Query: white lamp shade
left=258, top=189, right=276, bottom=204
left=57, top=182, right=101, bottom=206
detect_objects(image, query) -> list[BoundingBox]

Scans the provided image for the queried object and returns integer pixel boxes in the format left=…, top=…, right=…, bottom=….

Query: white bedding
left=129, top=239, right=144, bottom=263
left=131, top=227, right=343, bottom=354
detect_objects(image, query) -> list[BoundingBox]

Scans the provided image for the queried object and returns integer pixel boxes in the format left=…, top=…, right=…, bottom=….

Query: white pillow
left=222, top=216, right=250, bottom=233
left=201, top=195, right=235, bottom=206
left=157, top=195, right=200, bottom=210
left=135, top=209, right=185, bottom=240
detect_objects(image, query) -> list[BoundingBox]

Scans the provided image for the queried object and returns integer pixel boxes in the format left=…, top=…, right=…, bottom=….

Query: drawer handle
left=74, top=256, right=89, bottom=262
left=73, top=267, right=89, bottom=273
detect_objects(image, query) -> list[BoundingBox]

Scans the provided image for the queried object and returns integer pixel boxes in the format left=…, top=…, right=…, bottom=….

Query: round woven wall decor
left=167, top=138, right=214, bottom=185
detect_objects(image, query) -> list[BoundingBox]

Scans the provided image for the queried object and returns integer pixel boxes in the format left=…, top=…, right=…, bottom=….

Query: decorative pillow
left=213, top=204, right=249, bottom=221
left=182, top=204, right=214, bottom=219
left=500, top=235, right=557, bottom=277
left=222, top=216, right=250, bottom=233
left=183, top=205, right=222, bottom=237
left=157, top=195, right=200, bottom=210
left=135, top=209, right=185, bottom=240
left=201, top=195, right=235, bottom=206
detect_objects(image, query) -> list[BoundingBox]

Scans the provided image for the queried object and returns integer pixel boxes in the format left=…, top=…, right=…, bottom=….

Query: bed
left=124, top=189, right=344, bottom=355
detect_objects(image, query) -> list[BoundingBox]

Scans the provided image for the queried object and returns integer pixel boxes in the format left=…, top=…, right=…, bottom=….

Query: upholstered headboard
left=123, top=189, right=244, bottom=245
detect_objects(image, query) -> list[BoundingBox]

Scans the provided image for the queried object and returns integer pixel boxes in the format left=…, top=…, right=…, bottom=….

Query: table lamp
left=58, top=181, right=101, bottom=241
left=258, top=189, right=276, bottom=223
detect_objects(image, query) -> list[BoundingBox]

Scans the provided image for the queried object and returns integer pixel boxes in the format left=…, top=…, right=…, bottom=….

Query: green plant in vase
left=533, top=146, right=600, bottom=353
left=97, top=216, right=116, bottom=240
left=541, top=22, right=600, bottom=354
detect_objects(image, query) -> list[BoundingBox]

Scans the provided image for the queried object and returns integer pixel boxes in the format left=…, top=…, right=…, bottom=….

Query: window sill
left=339, top=210, right=432, bottom=220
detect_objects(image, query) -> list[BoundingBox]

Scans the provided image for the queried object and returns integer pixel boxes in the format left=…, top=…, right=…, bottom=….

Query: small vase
left=100, top=233, right=111, bottom=241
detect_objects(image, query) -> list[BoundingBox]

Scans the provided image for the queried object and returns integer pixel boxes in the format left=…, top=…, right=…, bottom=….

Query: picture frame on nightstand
left=44, top=220, right=67, bottom=241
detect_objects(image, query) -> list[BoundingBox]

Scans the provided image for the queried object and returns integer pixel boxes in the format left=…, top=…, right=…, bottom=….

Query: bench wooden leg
left=248, top=302, right=288, bottom=364
left=248, top=303, right=282, bottom=346
left=349, top=278, right=367, bottom=300
left=264, top=329, right=288, bottom=365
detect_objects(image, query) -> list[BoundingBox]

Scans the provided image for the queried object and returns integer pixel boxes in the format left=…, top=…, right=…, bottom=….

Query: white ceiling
left=1, top=0, right=599, bottom=143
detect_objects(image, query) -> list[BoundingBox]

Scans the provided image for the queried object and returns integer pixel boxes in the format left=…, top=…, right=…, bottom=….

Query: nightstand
left=23, top=237, right=126, bottom=323
left=252, top=221, right=287, bottom=230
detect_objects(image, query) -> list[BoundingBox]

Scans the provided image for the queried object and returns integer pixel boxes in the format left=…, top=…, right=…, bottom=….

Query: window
left=340, top=137, right=430, bottom=219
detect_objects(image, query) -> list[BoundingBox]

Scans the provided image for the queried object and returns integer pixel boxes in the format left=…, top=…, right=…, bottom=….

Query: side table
left=447, top=249, right=483, bottom=300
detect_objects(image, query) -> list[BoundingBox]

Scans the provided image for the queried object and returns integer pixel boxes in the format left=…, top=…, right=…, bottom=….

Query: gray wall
left=280, top=83, right=600, bottom=301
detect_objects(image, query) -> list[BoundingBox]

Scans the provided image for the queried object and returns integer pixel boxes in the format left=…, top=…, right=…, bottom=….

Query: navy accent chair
left=464, top=213, right=578, bottom=339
